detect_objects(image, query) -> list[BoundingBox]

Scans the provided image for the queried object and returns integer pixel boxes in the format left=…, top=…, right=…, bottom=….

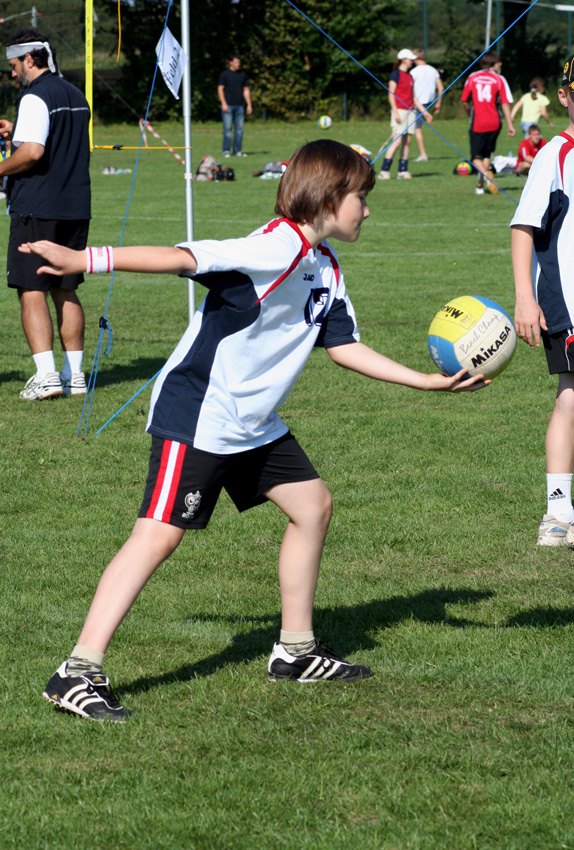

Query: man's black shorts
left=138, top=432, right=320, bottom=529
left=469, top=129, right=500, bottom=161
left=7, top=215, right=89, bottom=291
left=542, top=328, right=574, bottom=374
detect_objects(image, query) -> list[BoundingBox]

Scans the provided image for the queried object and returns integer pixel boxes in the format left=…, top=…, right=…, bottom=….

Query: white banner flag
left=155, top=28, right=188, bottom=100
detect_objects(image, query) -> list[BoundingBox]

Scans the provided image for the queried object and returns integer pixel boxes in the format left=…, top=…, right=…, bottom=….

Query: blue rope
left=78, top=0, right=174, bottom=437
left=94, top=369, right=162, bottom=437
left=284, top=0, right=543, bottom=203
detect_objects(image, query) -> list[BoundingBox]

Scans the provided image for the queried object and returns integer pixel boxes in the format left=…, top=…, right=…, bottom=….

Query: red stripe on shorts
left=146, top=440, right=187, bottom=522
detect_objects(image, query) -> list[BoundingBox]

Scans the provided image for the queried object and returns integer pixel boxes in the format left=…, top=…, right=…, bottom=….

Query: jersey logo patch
left=304, top=288, right=329, bottom=327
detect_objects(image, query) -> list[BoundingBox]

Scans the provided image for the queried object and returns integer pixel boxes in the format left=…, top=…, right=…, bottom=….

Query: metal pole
left=485, top=0, right=493, bottom=49
left=180, top=0, right=195, bottom=322
left=423, top=0, right=428, bottom=55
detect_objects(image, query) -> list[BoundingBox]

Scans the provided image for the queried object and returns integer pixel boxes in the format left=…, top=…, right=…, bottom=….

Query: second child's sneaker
left=43, top=662, right=132, bottom=721
left=537, top=514, right=571, bottom=546
left=378, top=171, right=391, bottom=180
left=268, top=640, right=373, bottom=682
left=20, top=372, right=63, bottom=401
left=397, top=171, right=412, bottom=180
left=60, top=372, right=87, bottom=396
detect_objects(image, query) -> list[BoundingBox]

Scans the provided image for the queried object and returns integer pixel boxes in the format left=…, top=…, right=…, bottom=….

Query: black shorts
left=7, top=215, right=89, bottom=291
left=469, top=129, right=500, bottom=161
left=138, top=432, right=320, bottom=529
left=542, top=328, right=574, bottom=374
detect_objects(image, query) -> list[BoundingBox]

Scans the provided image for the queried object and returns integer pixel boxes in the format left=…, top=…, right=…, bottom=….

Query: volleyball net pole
left=180, top=0, right=195, bottom=322
left=83, top=0, right=196, bottom=320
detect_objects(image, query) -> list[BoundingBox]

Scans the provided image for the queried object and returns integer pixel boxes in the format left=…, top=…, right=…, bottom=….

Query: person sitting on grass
left=511, top=56, right=574, bottom=546
left=24, top=140, right=488, bottom=722
left=515, top=123, right=547, bottom=176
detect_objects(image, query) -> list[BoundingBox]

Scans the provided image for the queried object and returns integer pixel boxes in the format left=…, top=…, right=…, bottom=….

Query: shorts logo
left=182, top=490, right=202, bottom=519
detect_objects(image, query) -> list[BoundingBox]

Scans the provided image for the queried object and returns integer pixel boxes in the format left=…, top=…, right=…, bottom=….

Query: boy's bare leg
left=265, top=479, right=333, bottom=632
left=546, top=373, right=574, bottom=473
left=77, top=518, right=185, bottom=654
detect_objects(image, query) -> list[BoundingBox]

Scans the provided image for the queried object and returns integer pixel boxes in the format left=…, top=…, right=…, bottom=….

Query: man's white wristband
left=86, top=246, right=114, bottom=274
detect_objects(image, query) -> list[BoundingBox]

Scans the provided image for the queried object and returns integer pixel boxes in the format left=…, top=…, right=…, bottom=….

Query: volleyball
left=318, top=115, right=332, bottom=129
left=427, top=295, right=517, bottom=379
left=456, top=161, right=472, bottom=176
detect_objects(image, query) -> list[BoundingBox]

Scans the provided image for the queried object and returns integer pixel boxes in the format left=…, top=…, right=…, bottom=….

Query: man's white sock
left=547, top=473, right=574, bottom=521
left=61, top=350, right=83, bottom=380
left=33, top=350, right=56, bottom=378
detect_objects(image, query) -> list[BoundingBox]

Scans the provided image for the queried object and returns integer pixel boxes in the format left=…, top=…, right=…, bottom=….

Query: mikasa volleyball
left=318, top=115, right=332, bottom=129
left=427, top=295, right=517, bottom=379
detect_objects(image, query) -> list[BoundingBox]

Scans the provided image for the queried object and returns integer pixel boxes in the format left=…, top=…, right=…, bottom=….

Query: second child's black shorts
left=469, top=129, right=500, bottom=161
left=7, top=215, right=89, bottom=291
left=542, top=328, right=574, bottom=374
left=138, top=432, right=320, bottom=529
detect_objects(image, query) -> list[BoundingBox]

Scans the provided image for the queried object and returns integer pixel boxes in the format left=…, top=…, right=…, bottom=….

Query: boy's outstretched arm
left=327, top=342, right=488, bottom=392
left=511, top=224, right=547, bottom=348
left=18, top=241, right=198, bottom=277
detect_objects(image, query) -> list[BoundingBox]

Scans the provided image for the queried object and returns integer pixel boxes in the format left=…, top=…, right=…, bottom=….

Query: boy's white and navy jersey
left=510, top=132, right=574, bottom=333
left=146, top=218, right=360, bottom=454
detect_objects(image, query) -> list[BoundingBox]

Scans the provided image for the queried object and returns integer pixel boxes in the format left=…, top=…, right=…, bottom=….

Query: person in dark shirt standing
left=0, top=28, right=91, bottom=400
left=217, top=54, right=252, bottom=159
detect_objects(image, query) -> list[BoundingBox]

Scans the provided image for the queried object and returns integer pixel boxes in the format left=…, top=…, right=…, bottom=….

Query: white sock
left=33, top=350, right=56, bottom=378
left=61, top=350, right=83, bottom=380
left=547, top=473, right=574, bottom=521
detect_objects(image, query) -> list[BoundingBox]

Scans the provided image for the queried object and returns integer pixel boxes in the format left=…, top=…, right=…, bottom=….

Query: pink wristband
left=85, top=246, right=114, bottom=274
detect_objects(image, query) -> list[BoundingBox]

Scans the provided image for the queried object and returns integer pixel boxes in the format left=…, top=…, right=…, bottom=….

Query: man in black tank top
left=0, top=28, right=91, bottom=401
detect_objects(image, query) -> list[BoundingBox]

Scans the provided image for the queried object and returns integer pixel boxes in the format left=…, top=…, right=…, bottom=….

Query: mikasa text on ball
left=427, top=295, right=517, bottom=379
left=318, top=115, right=332, bottom=129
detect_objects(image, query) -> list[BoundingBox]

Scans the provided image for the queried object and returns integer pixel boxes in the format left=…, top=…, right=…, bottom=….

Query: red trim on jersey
left=146, top=440, right=187, bottom=521
left=566, top=333, right=574, bottom=351
left=558, top=132, right=574, bottom=187
left=256, top=219, right=312, bottom=304
left=317, top=243, right=340, bottom=287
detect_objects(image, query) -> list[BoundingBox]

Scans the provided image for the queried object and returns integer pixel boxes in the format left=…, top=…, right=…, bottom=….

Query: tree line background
left=0, top=0, right=572, bottom=122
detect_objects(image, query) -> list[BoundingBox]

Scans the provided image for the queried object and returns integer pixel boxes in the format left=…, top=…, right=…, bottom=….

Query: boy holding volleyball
left=24, top=140, right=486, bottom=721
left=511, top=56, right=574, bottom=546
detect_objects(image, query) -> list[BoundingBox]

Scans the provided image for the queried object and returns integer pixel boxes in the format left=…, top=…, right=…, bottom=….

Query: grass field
left=2, top=117, right=574, bottom=850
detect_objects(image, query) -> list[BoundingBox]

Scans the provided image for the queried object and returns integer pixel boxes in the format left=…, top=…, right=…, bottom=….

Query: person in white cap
left=0, top=28, right=91, bottom=401
left=378, top=49, right=432, bottom=181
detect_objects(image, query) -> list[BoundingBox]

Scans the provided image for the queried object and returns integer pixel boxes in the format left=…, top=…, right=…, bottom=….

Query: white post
left=485, top=0, right=493, bottom=49
left=180, top=0, right=195, bottom=323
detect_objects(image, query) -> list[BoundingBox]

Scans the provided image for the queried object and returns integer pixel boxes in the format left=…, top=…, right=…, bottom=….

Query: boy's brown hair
left=275, top=140, right=375, bottom=224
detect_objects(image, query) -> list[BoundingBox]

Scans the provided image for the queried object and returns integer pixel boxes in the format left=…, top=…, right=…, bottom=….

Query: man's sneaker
left=475, top=186, right=485, bottom=195
left=414, top=155, right=428, bottom=162
left=223, top=151, right=231, bottom=158
left=43, top=662, right=132, bottom=722
left=20, top=372, right=63, bottom=401
left=397, top=171, right=412, bottom=180
left=60, top=371, right=87, bottom=396
left=235, top=151, right=248, bottom=157
left=378, top=171, right=391, bottom=180
left=537, top=514, right=571, bottom=546
left=268, top=640, right=373, bottom=682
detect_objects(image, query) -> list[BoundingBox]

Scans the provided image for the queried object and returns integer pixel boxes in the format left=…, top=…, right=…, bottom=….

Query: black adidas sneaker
left=268, top=640, right=373, bottom=682
left=43, top=662, right=132, bottom=722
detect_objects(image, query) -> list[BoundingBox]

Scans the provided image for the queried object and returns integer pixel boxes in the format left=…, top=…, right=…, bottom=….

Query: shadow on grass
left=505, top=606, right=574, bottom=628
left=0, top=358, right=166, bottom=390
left=123, top=586, right=494, bottom=695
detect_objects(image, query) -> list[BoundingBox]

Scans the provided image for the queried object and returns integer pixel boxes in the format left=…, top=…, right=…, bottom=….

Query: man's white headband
left=6, top=41, right=57, bottom=74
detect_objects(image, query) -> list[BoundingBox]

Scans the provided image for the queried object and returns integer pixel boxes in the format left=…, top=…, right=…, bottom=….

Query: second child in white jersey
left=21, top=140, right=488, bottom=721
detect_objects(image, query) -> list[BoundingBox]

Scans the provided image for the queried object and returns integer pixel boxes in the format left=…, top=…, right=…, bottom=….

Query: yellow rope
left=117, top=0, right=121, bottom=62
